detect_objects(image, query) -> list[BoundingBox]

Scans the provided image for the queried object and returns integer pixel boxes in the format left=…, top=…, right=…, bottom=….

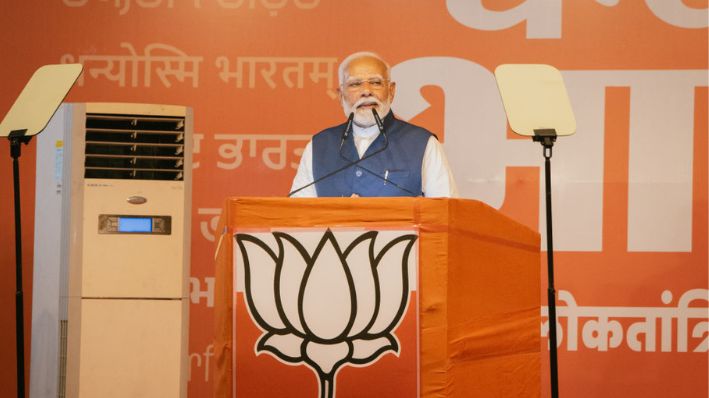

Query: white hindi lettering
left=189, top=276, right=215, bottom=308
left=259, top=0, right=288, bottom=17
left=60, top=43, right=138, bottom=87
left=215, top=56, right=338, bottom=98
left=393, top=57, right=707, bottom=252
left=216, top=0, right=320, bottom=15
left=445, top=0, right=706, bottom=39
left=62, top=1, right=702, bottom=27
left=581, top=315, right=623, bottom=352
left=109, top=0, right=171, bottom=15
left=214, top=134, right=253, bottom=170
left=62, top=0, right=173, bottom=14
left=282, top=59, right=305, bottom=88
left=674, top=289, right=709, bottom=352
left=144, top=43, right=202, bottom=87
left=188, top=344, right=215, bottom=382
left=644, top=0, right=708, bottom=29
left=445, top=0, right=562, bottom=39
left=540, top=289, right=709, bottom=353
left=261, top=136, right=287, bottom=169
left=62, top=0, right=322, bottom=13
left=293, top=0, right=319, bottom=10
left=61, top=42, right=203, bottom=88
left=62, top=0, right=206, bottom=14
left=291, top=146, right=305, bottom=170
left=63, top=0, right=89, bottom=7
left=197, top=208, right=222, bottom=242
left=214, top=134, right=311, bottom=171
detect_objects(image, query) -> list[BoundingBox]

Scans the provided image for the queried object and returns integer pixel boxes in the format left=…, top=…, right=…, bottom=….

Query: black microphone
left=288, top=113, right=388, bottom=197
left=372, top=108, right=385, bottom=134
left=339, top=112, right=354, bottom=151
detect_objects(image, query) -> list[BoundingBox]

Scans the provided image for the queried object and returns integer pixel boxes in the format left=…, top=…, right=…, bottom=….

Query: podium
left=213, top=198, right=541, bottom=397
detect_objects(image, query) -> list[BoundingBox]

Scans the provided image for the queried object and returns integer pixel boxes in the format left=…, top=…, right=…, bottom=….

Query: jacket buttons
left=355, top=169, right=363, bottom=177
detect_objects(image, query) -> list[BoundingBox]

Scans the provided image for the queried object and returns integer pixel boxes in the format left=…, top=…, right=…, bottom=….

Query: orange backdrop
left=0, top=1, right=707, bottom=397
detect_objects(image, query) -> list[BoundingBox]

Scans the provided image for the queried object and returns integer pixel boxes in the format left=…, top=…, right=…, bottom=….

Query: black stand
left=533, top=128, right=559, bottom=398
left=9, top=130, right=31, bottom=398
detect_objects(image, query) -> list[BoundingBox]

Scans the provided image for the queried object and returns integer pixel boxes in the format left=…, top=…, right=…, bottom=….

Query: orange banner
left=0, top=1, right=706, bottom=397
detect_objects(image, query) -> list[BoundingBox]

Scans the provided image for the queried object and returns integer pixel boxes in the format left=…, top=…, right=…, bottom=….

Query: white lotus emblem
left=236, top=229, right=417, bottom=398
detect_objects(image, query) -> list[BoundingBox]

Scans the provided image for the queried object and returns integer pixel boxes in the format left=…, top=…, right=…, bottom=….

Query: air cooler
left=30, top=103, right=192, bottom=398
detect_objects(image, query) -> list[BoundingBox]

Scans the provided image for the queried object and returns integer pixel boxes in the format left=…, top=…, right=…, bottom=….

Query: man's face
left=339, top=56, right=396, bottom=127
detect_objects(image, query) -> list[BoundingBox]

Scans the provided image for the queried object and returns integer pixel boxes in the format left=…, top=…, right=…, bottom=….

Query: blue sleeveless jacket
left=312, top=112, right=432, bottom=197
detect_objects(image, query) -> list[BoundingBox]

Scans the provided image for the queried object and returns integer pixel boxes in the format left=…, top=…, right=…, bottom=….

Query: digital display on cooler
left=98, top=214, right=171, bottom=235
left=117, top=217, right=152, bottom=233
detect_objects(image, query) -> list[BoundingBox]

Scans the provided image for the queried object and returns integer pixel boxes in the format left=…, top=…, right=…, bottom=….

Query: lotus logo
left=236, top=229, right=418, bottom=398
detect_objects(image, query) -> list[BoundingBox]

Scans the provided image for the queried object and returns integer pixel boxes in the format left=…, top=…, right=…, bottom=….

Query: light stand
left=533, top=128, right=559, bottom=398
left=494, top=64, right=577, bottom=398
left=9, top=130, right=32, bottom=398
left=1, top=63, right=82, bottom=398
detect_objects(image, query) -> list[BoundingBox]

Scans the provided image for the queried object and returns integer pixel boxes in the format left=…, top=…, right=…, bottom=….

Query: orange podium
left=213, top=197, right=541, bottom=398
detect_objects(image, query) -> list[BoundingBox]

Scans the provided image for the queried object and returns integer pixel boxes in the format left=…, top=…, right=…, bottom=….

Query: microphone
left=339, top=112, right=354, bottom=151
left=372, top=108, right=385, bottom=134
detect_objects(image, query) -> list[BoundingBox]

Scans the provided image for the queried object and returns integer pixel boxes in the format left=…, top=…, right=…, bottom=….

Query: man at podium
left=290, top=51, right=458, bottom=198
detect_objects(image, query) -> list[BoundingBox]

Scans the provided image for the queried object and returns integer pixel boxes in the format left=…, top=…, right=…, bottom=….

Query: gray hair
left=337, top=51, right=391, bottom=86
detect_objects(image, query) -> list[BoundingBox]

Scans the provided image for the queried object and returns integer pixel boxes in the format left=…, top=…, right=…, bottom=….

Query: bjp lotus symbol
left=236, top=229, right=417, bottom=398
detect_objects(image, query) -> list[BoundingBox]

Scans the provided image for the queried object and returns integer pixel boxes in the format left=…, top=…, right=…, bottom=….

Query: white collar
left=352, top=123, right=380, bottom=139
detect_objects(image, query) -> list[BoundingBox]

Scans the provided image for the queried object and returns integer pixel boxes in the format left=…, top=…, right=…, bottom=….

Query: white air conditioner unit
left=30, top=103, right=192, bottom=398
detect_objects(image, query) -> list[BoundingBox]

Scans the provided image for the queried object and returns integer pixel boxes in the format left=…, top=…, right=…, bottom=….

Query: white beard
left=342, top=97, right=391, bottom=127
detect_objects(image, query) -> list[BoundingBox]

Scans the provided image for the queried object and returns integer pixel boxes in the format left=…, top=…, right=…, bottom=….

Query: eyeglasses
left=343, top=78, right=389, bottom=91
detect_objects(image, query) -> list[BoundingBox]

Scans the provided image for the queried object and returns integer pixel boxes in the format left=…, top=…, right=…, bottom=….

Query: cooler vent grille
left=84, top=113, right=185, bottom=180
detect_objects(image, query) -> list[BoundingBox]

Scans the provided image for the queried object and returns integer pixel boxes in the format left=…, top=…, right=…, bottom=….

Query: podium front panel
left=213, top=198, right=541, bottom=398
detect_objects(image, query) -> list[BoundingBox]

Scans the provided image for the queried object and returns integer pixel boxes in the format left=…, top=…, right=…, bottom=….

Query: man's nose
left=359, top=87, right=373, bottom=97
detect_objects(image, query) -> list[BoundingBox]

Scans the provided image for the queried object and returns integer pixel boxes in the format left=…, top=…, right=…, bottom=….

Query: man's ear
left=389, top=81, right=396, bottom=102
